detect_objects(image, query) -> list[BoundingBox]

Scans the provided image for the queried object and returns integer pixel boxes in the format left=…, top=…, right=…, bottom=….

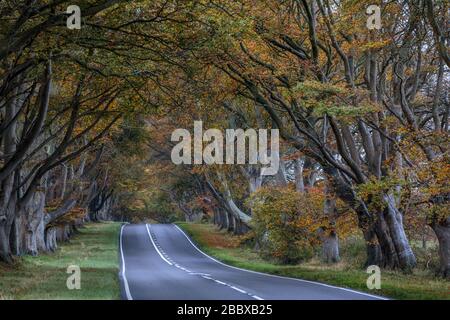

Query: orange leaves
left=193, top=195, right=216, bottom=217
left=414, top=155, right=450, bottom=204
left=247, top=185, right=323, bottom=263
left=247, top=183, right=359, bottom=263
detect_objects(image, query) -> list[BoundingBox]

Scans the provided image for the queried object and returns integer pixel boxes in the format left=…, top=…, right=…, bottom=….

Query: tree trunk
left=36, top=219, right=46, bottom=252
left=319, top=196, right=340, bottom=263
left=233, top=217, right=241, bottom=235
left=214, top=209, right=220, bottom=228
left=294, top=158, right=305, bottom=192
left=60, top=164, right=68, bottom=199
left=11, top=213, right=27, bottom=256
left=374, top=211, right=400, bottom=268
left=220, top=209, right=228, bottom=230
left=430, top=217, right=450, bottom=278
left=381, top=194, right=416, bottom=270
left=275, top=157, right=288, bottom=186
left=9, top=217, right=19, bottom=256
left=22, top=191, right=46, bottom=256
left=213, top=210, right=218, bottom=225
left=0, top=220, right=13, bottom=263
left=351, top=191, right=414, bottom=269
left=362, top=225, right=382, bottom=267
left=320, top=230, right=340, bottom=263
left=0, top=86, right=19, bottom=261
left=360, top=194, right=417, bottom=270
left=0, top=191, right=17, bottom=262
left=323, top=165, right=383, bottom=267
left=227, top=211, right=234, bottom=232
left=248, top=167, right=262, bottom=194
left=216, top=209, right=222, bottom=229
left=56, top=225, right=72, bottom=242
left=233, top=217, right=249, bottom=235
left=45, top=227, right=58, bottom=252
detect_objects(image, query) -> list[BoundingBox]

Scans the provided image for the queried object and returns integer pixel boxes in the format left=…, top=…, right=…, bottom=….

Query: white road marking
left=123, top=224, right=254, bottom=300
left=145, top=224, right=173, bottom=266
left=189, top=272, right=211, bottom=276
left=177, top=266, right=192, bottom=272
left=202, top=276, right=255, bottom=298
left=149, top=224, right=256, bottom=300
left=172, top=224, right=388, bottom=300
left=214, top=280, right=226, bottom=285
left=230, top=286, right=247, bottom=294
left=119, top=224, right=133, bottom=300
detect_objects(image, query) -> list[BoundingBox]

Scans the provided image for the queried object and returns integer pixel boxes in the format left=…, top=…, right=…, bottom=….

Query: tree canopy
left=0, top=0, right=448, bottom=278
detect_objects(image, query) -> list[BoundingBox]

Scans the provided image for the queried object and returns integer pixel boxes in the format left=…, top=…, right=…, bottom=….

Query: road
left=119, top=224, right=385, bottom=300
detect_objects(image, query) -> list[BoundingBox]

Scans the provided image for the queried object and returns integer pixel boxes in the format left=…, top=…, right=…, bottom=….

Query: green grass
left=176, top=222, right=450, bottom=300
left=0, top=222, right=121, bottom=300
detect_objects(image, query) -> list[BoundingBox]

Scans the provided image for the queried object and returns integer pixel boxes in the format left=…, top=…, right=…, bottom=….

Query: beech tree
left=140, top=0, right=448, bottom=275
left=1, top=0, right=448, bottom=279
left=0, top=0, right=201, bottom=262
left=216, top=0, right=447, bottom=272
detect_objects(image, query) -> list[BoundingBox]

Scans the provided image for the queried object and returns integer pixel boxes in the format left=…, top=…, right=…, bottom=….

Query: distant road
left=119, top=224, right=385, bottom=300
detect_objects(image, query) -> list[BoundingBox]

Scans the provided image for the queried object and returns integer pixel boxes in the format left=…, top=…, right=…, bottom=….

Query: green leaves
left=289, top=81, right=379, bottom=117
left=312, top=102, right=378, bottom=117
left=293, top=80, right=348, bottom=97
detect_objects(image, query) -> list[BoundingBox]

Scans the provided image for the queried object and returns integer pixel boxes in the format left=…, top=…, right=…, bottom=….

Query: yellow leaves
left=415, top=155, right=450, bottom=200
left=359, top=39, right=391, bottom=51
left=248, top=183, right=359, bottom=259
left=247, top=185, right=326, bottom=263
left=335, top=209, right=359, bottom=238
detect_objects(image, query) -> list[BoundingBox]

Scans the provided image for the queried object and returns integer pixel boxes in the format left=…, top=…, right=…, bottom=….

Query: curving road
left=118, top=224, right=385, bottom=300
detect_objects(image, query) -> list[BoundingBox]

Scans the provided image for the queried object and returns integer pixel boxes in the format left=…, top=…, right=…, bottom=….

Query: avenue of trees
left=0, top=1, right=448, bottom=279
left=0, top=0, right=187, bottom=262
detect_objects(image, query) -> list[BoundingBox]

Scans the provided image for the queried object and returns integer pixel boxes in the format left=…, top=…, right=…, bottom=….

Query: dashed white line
left=189, top=272, right=210, bottom=276
left=202, top=276, right=256, bottom=298
left=149, top=224, right=258, bottom=300
left=230, top=286, right=247, bottom=294
left=145, top=224, right=173, bottom=266
left=177, top=266, right=192, bottom=272
left=122, top=224, right=259, bottom=300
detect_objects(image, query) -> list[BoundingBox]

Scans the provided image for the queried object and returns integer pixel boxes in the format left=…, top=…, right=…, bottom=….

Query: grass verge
left=176, top=222, right=450, bottom=300
left=0, top=222, right=121, bottom=300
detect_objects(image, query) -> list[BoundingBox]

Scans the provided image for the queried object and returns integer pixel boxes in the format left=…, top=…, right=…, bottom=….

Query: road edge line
left=120, top=224, right=133, bottom=300
left=173, top=224, right=388, bottom=300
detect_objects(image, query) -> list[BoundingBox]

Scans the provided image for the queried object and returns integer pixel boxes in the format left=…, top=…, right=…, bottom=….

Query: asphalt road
left=119, top=223, right=385, bottom=300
